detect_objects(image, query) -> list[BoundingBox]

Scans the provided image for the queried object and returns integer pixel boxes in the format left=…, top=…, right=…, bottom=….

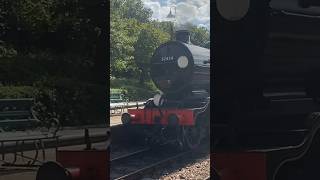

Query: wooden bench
left=110, top=92, right=125, bottom=103
left=0, top=98, right=59, bottom=134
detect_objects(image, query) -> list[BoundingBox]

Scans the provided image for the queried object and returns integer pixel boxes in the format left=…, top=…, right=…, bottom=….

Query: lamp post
left=166, top=6, right=176, bottom=40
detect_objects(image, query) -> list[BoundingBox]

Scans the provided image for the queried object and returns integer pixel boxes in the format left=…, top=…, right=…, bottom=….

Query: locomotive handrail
left=271, top=5, right=320, bottom=17
left=245, top=112, right=320, bottom=180
left=269, top=112, right=320, bottom=180
left=280, top=10, right=320, bottom=18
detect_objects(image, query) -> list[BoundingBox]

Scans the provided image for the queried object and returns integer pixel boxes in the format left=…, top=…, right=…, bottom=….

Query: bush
left=110, top=78, right=159, bottom=101
left=0, top=81, right=104, bottom=126
left=0, top=85, right=35, bottom=98
left=33, top=78, right=106, bottom=126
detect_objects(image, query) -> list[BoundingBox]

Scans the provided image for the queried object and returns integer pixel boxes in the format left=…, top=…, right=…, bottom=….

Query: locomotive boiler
left=122, top=30, right=210, bottom=149
left=213, top=0, right=320, bottom=179
left=150, top=31, right=210, bottom=96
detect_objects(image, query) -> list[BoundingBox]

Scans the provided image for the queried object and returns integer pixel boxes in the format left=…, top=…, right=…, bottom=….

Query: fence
left=110, top=101, right=145, bottom=115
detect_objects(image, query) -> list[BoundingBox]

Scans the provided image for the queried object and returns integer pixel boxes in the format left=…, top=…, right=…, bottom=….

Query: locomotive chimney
left=175, top=30, right=191, bottom=44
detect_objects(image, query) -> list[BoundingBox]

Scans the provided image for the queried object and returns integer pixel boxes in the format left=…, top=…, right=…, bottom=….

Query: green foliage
left=111, top=0, right=152, bottom=23
left=0, top=50, right=93, bottom=85
left=121, top=85, right=156, bottom=101
left=110, top=0, right=171, bottom=80
left=33, top=78, right=106, bottom=126
left=190, top=26, right=210, bottom=48
left=110, top=0, right=209, bottom=100
left=0, top=85, right=34, bottom=98
left=110, top=16, right=141, bottom=77
left=110, top=78, right=159, bottom=101
left=151, top=21, right=175, bottom=38
left=0, top=0, right=105, bottom=126
left=0, top=0, right=210, bottom=126
left=13, top=0, right=57, bottom=32
left=178, top=23, right=210, bottom=48
left=110, top=88, right=122, bottom=94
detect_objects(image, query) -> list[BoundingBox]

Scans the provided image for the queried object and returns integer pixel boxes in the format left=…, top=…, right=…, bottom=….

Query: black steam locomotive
left=213, top=0, right=320, bottom=179
left=122, top=30, right=210, bottom=149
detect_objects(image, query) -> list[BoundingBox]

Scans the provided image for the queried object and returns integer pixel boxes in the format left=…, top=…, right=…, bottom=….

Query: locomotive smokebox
left=175, top=30, right=191, bottom=44
left=150, top=34, right=210, bottom=95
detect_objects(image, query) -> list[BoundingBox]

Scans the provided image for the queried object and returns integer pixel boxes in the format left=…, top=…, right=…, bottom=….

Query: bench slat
left=0, top=111, right=31, bottom=115
left=0, top=99, right=39, bottom=131
left=0, top=119, right=38, bottom=123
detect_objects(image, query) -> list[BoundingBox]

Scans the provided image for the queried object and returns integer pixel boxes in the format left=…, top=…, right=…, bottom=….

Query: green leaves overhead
left=110, top=0, right=155, bottom=79
left=110, top=16, right=141, bottom=77
left=190, top=26, right=210, bottom=48
left=0, top=0, right=108, bottom=125
left=111, top=0, right=152, bottom=23
left=13, top=0, right=57, bottom=32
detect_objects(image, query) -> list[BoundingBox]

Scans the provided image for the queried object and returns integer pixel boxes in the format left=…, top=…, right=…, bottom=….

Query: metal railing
left=110, top=101, right=145, bottom=115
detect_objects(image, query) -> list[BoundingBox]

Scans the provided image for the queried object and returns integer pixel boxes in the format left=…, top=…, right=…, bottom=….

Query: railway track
left=110, top=143, right=209, bottom=180
left=111, top=147, right=190, bottom=180
left=111, top=147, right=151, bottom=162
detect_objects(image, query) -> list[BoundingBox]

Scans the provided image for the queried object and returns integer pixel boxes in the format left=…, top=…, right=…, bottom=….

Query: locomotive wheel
left=182, top=125, right=201, bottom=149
left=36, top=161, right=70, bottom=180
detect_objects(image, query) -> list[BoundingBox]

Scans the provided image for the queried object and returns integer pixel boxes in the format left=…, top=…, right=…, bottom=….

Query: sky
left=142, top=0, right=210, bottom=29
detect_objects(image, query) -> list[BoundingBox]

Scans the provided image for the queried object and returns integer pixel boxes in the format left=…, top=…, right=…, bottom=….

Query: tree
left=151, top=21, right=174, bottom=35
left=166, top=22, right=209, bottom=48
left=111, top=0, right=152, bottom=23
left=110, top=16, right=141, bottom=78
left=110, top=0, right=155, bottom=78
left=0, top=0, right=107, bottom=125
left=134, top=25, right=169, bottom=84
left=189, top=25, right=210, bottom=48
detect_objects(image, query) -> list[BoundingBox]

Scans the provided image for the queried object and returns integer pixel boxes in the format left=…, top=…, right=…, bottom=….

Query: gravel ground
left=142, top=143, right=210, bottom=180
left=159, top=156, right=210, bottom=180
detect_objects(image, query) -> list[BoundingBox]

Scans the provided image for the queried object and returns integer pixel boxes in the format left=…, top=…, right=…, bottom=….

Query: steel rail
left=113, top=149, right=192, bottom=180
left=110, top=147, right=151, bottom=162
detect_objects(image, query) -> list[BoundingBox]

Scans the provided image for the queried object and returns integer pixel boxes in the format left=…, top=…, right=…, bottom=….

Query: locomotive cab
left=213, top=1, right=320, bottom=179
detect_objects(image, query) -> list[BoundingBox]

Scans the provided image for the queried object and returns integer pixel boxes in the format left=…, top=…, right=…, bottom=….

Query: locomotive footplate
left=123, top=107, right=209, bottom=149
left=213, top=112, right=320, bottom=180
left=124, top=108, right=195, bottom=126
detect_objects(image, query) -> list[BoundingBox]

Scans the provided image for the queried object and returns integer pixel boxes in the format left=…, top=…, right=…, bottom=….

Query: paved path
left=0, top=127, right=107, bottom=141
left=110, top=115, right=122, bottom=126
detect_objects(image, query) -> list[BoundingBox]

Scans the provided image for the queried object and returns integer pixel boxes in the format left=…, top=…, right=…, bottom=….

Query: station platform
left=0, top=126, right=107, bottom=141
left=110, top=115, right=122, bottom=126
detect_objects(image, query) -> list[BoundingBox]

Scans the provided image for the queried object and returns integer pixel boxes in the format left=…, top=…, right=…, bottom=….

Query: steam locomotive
left=213, top=0, right=320, bottom=179
left=122, top=30, right=210, bottom=149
